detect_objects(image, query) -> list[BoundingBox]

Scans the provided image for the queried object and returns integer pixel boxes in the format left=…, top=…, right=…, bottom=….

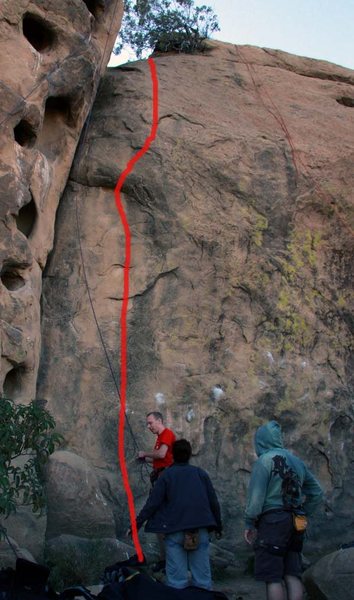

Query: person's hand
left=137, top=451, right=146, bottom=460
left=215, top=527, right=223, bottom=540
left=126, top=527, right=132, bottom=537
left=244, top=528, right=257, bottom=545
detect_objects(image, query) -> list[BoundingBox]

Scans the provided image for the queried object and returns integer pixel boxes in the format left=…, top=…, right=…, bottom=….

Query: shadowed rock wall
left=40, top=42, right=354, bottom=558
left=0, top=0, right=123, bottom=558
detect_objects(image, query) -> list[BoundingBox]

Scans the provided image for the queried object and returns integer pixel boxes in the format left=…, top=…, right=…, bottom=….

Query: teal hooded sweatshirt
left=244, top=421, right=323, bottom=530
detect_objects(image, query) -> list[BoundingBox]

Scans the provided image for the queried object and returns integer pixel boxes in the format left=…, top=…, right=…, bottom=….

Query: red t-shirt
left=153, top=428, right=176, bottom=469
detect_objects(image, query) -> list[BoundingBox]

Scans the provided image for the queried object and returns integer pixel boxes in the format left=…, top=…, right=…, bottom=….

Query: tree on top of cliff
left=114, top=0, right=219, bottom=59
left=0, top=397, right=63, bottom=523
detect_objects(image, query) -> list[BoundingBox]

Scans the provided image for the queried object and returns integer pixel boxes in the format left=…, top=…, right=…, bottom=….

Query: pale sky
left=109, top=0, right=354, bottom=70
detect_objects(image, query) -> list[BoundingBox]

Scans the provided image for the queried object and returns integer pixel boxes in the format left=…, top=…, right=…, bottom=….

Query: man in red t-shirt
left=138, top=411, right=176, bottom=571
left=138, top=411, right=176, bottom=481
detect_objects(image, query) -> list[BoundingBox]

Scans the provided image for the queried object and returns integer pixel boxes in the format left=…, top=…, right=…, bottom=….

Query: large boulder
left=303, top=547, right=354, bottom=599
left=45, top=534, right=134, bottom=588
left=45, top=450, right=116, bottom=540
left=0, top=536, right=35, bottom=569
left=4, top=507, right=46, bottom=561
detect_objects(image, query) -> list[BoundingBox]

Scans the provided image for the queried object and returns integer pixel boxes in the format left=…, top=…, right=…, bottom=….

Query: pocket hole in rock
left=37, top=96, right=76, bottom=159
left=16, top=195, right=37, bottom=238
left=22, top=13, right=56, bottom=52
left=3, top=366, right=26, bottom=400
left=1, top=266, right=25, bottom=291
left=14, top=119, right=37, bottom=148
left=336, top=97, right=354, bottom=107
left=82, top=0, right=105, bottom=19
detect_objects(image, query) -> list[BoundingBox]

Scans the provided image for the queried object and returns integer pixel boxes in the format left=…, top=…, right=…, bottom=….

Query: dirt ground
left=214, top=575, right=267, bottom=599
left=91, top=565, right=310, bottom=600
left=91, top=574, right=267, bottom=599
left=150, top=568, right=268, bottom=599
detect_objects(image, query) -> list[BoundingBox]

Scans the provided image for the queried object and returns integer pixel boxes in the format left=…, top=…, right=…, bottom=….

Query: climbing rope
left=71, top=0, right=151, bottom=484
left=236, top=45, right=300, bottom=181
left=74, top=192, right=150, bottom=484
left=0, top=0, right=150, bottom=482
left=235, top=45, right=354, bottom=238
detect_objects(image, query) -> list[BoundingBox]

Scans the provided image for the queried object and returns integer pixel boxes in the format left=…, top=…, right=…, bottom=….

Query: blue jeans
left=164, top=528, right=212, bottom=590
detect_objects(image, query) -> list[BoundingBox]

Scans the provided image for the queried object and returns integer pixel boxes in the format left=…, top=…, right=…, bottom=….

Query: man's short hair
left=146, top=411, right=163, bottom=422
left=172, top=439, right=192, bottom=463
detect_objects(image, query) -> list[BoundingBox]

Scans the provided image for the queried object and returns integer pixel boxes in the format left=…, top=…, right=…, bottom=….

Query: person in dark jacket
left=138, top=411, right=176, bottom=572
left=135, top=439, right=222, bottom=590
left=244, top=421, right=323, bottom=600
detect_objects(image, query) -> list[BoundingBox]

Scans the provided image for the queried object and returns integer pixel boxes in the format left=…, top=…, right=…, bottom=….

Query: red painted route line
left=114, top=57, right=159, bottom=562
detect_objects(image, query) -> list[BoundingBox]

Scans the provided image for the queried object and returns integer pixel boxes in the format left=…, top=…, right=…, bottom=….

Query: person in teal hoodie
left=244, top=421, right=323, bottom=600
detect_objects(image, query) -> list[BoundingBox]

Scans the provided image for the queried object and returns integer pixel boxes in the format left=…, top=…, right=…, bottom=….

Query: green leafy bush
left=0, top=397, right=63, bottom=519
left=114, top=0, right=219, bottom=58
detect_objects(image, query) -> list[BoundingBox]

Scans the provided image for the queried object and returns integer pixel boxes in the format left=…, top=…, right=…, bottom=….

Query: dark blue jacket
left=136, top=463, right=222, bottom=534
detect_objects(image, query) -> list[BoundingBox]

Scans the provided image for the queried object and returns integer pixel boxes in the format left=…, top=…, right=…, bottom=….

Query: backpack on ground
left=98, top=567, right=229, bottom=600
left=0, top=558, right=56, bottom=600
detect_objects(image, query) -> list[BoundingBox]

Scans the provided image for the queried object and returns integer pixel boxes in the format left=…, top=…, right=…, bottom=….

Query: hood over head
left=255, top=420, right=284, bottom=456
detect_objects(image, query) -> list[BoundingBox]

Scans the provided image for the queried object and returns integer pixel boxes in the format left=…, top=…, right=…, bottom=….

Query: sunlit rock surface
left=0, top=0, right=123, bottom=557
left=38, top=41, right=354, bottom=557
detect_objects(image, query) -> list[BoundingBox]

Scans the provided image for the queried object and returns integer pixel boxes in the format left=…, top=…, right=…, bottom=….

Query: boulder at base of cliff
left=45, top=535, right=134, bottom=589
left=4, top=507, right=46, bottom=561
left=0, top=536, right=35, bottom=569
left=45, top=451, right=116, bottom=540
left=303, top=548, right=354, bottom=600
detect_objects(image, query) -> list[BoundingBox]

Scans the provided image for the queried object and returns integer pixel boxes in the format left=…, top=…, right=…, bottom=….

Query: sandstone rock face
left=0, top=0, right=123, bottom=398
left=303, top=548, right=354, bottom=599
left=0, top=0, right=123, bottom=553
left=39, top=42, right=354, bottom=555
